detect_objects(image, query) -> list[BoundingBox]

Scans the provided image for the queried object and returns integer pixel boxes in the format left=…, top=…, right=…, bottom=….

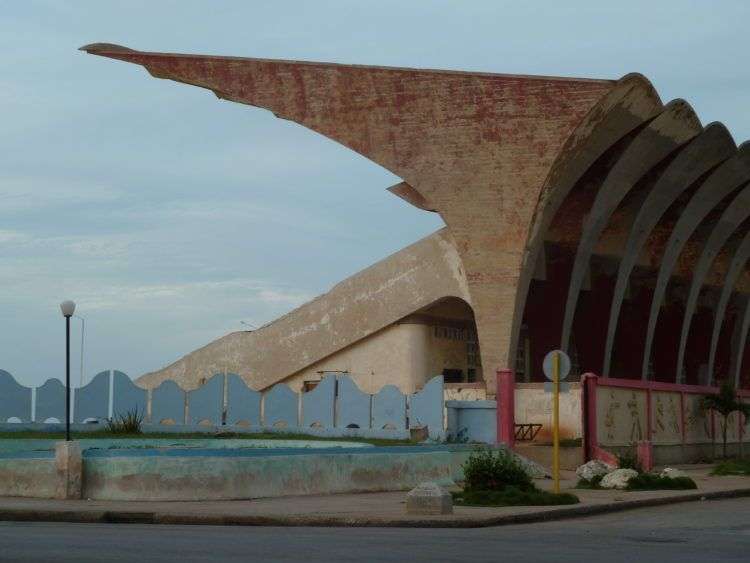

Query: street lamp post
left=60, top=300, right=76, bottom=441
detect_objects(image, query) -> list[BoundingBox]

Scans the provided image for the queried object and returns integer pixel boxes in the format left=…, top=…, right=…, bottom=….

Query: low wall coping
left=445, top=400, right=496, bottom=409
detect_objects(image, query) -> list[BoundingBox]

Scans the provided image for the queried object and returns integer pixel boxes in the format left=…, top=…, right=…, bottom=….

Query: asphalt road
left=1, top=497, right=748, bottom=562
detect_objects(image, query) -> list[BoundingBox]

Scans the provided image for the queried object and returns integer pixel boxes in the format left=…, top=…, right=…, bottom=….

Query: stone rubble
left=600, top=468, right=639, bottom=489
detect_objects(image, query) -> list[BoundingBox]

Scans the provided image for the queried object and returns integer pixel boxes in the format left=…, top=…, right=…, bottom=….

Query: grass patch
left=452, top=487, right=579, bottom=507
left=0, top=430, right=416, bottom=447
left=711, top=458, right=750, bottom=476
left=625, top=473, right=697, bottom=491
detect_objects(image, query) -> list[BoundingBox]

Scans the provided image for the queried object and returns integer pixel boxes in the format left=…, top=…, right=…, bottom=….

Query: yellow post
left=553, top=351, right=560, bottom=494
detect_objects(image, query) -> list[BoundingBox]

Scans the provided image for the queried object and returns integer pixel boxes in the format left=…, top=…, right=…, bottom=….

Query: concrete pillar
left=55, top=441, right=82, bottom=500
left=636, top=440, right=653, bottom=472
left=496, top=369, right=515, bottom=448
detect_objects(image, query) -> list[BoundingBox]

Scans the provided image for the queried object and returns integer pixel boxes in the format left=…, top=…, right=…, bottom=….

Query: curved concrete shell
left=707, top=231, right=750, bottom=384
left=675, top=185, right=750, bottom=381
left=641, top=144, right=750, bottom=378
left=602, top=123, right=736, bottom=376
left=511, top=74, right=661, bottom=360
left=729, top=296, right=750, bottom=386
left=560, top=100, right=702, bottom=351
left=81, top=44, right=750, bottom=393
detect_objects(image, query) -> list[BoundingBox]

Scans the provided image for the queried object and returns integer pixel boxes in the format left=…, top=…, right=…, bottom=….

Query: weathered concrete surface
left=82, top=449, right=473, bottom=501
left=405, top=482, right=453, bottom=515
left=0, top=457, right=57, bottom=498
left=82, top=44, right=616, bottom=393
left=54, top=442, right=82, bottom=500
left=137, top=229, right=469, bottom=392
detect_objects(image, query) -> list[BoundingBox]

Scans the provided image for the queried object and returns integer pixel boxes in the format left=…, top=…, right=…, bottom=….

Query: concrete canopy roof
left=82, top=44, right=750, bottom=388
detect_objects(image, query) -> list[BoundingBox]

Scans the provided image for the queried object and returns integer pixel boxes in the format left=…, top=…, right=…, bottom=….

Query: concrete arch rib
left=560, top=100, right=702, bottom=353
left=675, top=185, right=750, bottom=383
left=729, top=295, right=750, bottom=387
left=602, top=123, right=736, bottom=376
left=707, top=231, right=750, bottom=384
left=509, top=74, right=662, bottom=361
left=641, top=143, right=750, bottom=379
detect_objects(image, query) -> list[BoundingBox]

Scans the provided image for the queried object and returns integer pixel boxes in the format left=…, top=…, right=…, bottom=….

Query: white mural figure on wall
left=628, top=392, right=643, bottom=442
left=604, top=391, right=620, bottom=442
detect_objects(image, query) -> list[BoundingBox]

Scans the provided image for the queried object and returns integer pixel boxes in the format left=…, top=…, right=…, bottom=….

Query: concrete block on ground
left=55, top=441, right=82, bottom=500
left=405, top=481, right=453, bottom=515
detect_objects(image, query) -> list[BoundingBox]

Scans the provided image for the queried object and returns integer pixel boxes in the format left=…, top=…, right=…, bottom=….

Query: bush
left=452, top=487, right=579, bottom=507
left=106, top=408, right=144, bottom=435
left=575, top=474, right=604, bottom=489
left=711, top=459, right=750, bottom=476
left=625, top=473, right=697, bottom=491
left=617, top=447, right=642, bottom=473
left=462, top=447, right=534, bottom=492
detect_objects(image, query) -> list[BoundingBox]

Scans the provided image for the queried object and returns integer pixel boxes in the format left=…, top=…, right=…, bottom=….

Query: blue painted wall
left=151, top=380, right=185, bottom=425
left=225, top=374, right=261, bottom=426
left=301, top=374, right=335, bottom=428
left=0, top=370, right=32, bottom=422
left=264, top=384, right=298, bottom=428
left=335, top=376, right=370, bottom=429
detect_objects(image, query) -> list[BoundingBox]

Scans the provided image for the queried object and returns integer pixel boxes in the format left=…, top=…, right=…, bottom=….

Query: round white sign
left=542, top=350, right=571, bottom=381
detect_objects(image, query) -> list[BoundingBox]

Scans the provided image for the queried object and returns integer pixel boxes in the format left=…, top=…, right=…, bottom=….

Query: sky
left=2, top=1, right=750, bottom=387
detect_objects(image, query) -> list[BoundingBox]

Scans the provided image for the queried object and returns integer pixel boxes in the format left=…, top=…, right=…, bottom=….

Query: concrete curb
left=0, top=488, right=749, bottom=528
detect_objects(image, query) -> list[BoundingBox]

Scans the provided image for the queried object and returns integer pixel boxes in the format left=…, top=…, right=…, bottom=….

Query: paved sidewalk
left=0, top=467, right=747, bottom=528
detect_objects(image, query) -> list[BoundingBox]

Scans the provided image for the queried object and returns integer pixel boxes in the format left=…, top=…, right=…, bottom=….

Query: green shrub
left=625, top=473, right=697, bottom=491
left=711, top=459, right=750, bottom=476
left=575, top=474, right=603, bottom=489
left=462, top=447, right=534, bottom=492
left=617, top=447, right=642, bottom=473
left=452, top=486, right=579, bottom=507
left=106, top=408, right=144, bottom=435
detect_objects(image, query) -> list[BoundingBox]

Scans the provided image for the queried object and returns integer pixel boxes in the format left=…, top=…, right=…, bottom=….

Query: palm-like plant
left=702, top=382, right=750, bottom=459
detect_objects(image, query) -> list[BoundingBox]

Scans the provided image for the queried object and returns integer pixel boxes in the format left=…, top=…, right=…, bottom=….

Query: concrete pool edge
left=0, top=444, right=501, bottom=501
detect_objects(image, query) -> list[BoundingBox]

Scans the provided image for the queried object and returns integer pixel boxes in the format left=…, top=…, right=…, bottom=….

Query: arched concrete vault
left=708, top=231, right=750, bottom=384
left=641, top=144, right=750, bottom=379
left=511, top=75, right=661, bottom=361
left=560, top=100, right=703, bottom=353
left=729, top=295, right=750, bottom=386
left=602, top=123, right=736, bottom=376
left=675, top=185, right=750, bottom=382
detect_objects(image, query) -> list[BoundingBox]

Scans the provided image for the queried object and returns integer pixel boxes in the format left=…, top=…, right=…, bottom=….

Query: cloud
left=0, top=176, right=123, bottom=212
